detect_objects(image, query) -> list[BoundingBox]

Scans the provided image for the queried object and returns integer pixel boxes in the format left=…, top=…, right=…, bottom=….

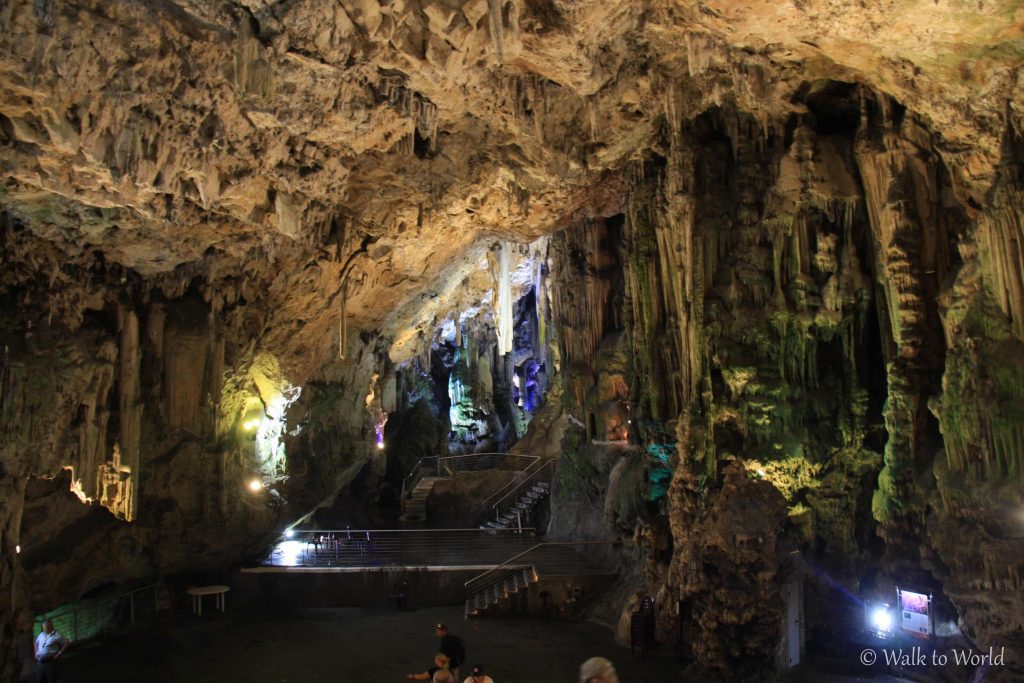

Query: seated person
left=463, top=663, right=494, bottom=683
left=406, top=653, right=450, bottom=681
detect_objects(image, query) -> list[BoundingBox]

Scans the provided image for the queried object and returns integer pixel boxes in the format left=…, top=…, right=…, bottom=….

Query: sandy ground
left=23, top=604, right=909, bottom=683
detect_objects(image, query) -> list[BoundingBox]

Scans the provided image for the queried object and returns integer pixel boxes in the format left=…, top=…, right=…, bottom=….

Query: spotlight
left=15, top=545, right=20, bottom=554
left=377, top=440, right=385, bottom=450
left=756, top=468, right=767, bottom=478
left=868, top=604, right=894, bottom=639
left=247, top=478, right=263, bottom=492
left=284, top=529, right=295, bottom=539
left=243, top=419, right=261, bottom=431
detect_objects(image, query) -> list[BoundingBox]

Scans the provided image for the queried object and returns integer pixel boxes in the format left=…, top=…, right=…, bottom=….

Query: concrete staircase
left=465, top=566, right=539, bottom=617
left=464, top=543, right=616, bottom=618
left=400, top=476, right=442, bottom=523
left=481, top=481, right=550, bottom=529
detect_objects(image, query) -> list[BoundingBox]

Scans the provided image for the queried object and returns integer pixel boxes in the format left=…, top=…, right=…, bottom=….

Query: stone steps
left=400, top=477, right=443, bottom=522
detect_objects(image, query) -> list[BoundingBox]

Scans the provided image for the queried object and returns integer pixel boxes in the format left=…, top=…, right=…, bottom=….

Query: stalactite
left=531, top=236, right=550, bottom=364
left=377, top=76, right=438, bottom=153
left=0, top=345, right=11, bottom=428
left=487, top=0, right=504, bottom=63
left=338, top=279, right=348, bottom=360
left=978, top=195, right=1024, bottom=341
left=416, top=100, right=438, bottom=150
left=686, top=32, right=715, bottom=78
left=490, top=241, right=514, bottom=356
left=507, top=180, right=530, bottom=217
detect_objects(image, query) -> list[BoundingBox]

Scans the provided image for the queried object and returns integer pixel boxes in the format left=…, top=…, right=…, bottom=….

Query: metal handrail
left=33, top=583, right=159, bottom=643
left=400, top=455, right=441, bottom=502
left=481, top=456, right=546, bottom=508
left=464, top=540, right=619, bottom=593
left=486, top=458, right=555, bottom=518
left=288, top=527, right=535, bottom=534
left=440, top=452, right=538, bottom=470
left=262, top=528, right=539, bottom=568
left=400, top=452, right=539, bottom=501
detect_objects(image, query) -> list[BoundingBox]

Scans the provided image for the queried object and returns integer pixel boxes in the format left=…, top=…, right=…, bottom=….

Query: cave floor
left=26, top=605, right=908, bottom=683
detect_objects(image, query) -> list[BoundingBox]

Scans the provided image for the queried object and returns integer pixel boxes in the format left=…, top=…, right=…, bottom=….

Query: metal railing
left=259, top=527, right=539, bottom=568
left=400, top=452, right=539, bottom=501
left=33, top=584, right=159, bottom=644
left=464, top=541, right=620, bottom=604
left=483, top=458, right=555, bottom=524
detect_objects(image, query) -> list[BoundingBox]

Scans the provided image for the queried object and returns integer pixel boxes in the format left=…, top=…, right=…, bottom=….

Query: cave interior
left=2, top=0, right=1024, bottom=681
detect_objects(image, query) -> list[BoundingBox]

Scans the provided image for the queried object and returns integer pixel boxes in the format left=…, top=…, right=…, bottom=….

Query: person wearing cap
left=435, top=623, right=466, bottom=681
left=462, top=663, right=494, bottom=683
left=579, top=656, right=619, bottom=683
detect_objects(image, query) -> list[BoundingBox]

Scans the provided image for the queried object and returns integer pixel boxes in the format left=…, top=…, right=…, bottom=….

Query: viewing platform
left=244, top=528, right=539, bottom=573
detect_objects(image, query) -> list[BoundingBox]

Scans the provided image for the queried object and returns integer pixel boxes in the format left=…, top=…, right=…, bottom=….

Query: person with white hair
left=432, top=670, right=456, bottom=683
left=579, top=656, right=619, bottom=683
left=33, top=619, right=69, bottom=683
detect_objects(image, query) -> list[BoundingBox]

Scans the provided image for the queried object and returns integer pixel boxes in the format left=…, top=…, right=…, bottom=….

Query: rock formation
left=1, top=0, right=1023, bottom=680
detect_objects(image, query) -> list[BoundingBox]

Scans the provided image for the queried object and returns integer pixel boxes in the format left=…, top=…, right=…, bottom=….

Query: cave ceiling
left=1, top=0, right=1021, bottom=380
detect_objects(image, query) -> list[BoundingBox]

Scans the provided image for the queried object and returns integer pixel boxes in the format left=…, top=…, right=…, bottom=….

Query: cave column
left=117, top=305, right=143, bottom=522
left=855, top=128, right=943, bottom=549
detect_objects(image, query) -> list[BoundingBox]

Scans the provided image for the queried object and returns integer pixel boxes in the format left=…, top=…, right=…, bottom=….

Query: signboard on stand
left=897, top=588, right=931, bottom=638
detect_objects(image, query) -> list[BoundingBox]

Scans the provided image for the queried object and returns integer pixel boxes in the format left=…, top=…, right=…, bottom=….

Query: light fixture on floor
left=248, top=478, right=263, bottom=492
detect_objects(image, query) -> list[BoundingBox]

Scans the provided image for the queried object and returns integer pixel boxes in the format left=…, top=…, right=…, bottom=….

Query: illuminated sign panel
left=898, top=588, right=931, bottom=637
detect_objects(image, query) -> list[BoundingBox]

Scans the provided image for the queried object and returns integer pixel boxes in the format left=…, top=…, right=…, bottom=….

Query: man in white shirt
left=463, top=663, right=495, bottom=683
left=33, top=619, right=69, bottom=683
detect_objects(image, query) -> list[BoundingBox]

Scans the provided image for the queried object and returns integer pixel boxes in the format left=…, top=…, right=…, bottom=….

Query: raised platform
left=241, top=564, right=501, bottom=574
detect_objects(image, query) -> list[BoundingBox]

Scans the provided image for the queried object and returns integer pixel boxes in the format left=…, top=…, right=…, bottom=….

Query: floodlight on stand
left=247, top=478, right=263, bottom=492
